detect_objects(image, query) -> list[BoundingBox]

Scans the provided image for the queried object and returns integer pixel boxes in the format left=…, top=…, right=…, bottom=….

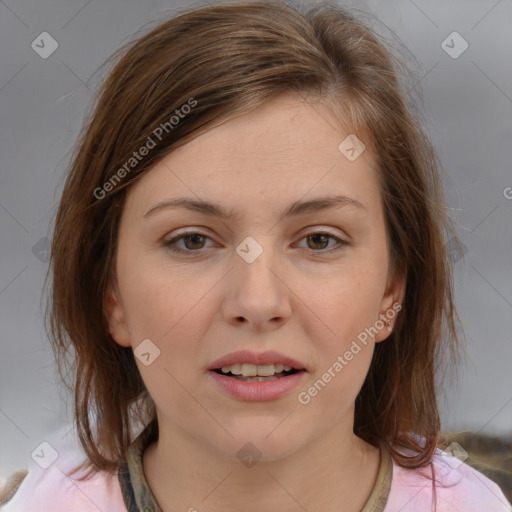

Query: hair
left=44, top=0, right=463, bottom=480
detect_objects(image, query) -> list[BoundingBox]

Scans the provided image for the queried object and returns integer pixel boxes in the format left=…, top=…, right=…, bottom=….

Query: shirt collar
left=361, top=442, right=393, bottom=511
left=118, top=420, right=161, bottom=512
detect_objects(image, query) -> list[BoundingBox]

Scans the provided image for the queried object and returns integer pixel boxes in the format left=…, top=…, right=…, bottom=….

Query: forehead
left=123, top=92, right=381, bottom=219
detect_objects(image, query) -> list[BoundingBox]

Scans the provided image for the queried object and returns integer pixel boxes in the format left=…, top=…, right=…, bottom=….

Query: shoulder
left=1, top=427, right=127, bottom=512
left=385, top=448, right=512, bottom=511
left=1, top=464, right=125, bottom=512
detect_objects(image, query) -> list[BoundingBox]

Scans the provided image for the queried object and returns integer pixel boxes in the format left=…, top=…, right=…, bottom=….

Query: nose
left=221, top=238, right=292, bottom=331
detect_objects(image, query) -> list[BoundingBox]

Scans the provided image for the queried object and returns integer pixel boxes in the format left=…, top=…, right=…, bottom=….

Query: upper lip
left=208, top=350, right=307, bottom=371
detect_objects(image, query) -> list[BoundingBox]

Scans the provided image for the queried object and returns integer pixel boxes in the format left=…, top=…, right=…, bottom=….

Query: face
left=105, top=92, right=404, bottom=462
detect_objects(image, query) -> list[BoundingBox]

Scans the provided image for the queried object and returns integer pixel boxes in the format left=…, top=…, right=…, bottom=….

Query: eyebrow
left=143, top=194, right=366, bottom=221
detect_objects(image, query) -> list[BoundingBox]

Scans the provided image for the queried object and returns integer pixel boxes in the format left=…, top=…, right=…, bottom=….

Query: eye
left=163, top=229, right=348, bottom=255
left=163, top=231, right=215, bottom=253
left=295, top=232, right=348, bottom=253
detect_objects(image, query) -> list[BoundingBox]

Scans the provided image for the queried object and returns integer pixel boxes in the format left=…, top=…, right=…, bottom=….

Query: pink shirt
left=2, top=427, right=511, bottom=511
left=385, top=452, right=511, bottom=511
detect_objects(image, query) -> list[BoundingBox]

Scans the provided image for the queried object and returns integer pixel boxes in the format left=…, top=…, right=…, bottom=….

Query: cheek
left=124, top=275, right=213, bottom=417
left=298, top=277, right=382, bottom=414
left=118, top=244, right=216, bottom=340
left=135, top=355, right=202, bottom=428
left=296, top=309, right=376, bottom=419
left=310, top=262, right=387, bottom=344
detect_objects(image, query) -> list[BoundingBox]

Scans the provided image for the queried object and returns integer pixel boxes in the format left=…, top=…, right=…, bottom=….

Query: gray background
left=1, top=0, right=511, bottom=484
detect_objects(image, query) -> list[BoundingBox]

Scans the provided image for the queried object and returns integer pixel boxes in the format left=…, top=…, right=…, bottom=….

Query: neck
left=142, top=418, right=381, bottom=512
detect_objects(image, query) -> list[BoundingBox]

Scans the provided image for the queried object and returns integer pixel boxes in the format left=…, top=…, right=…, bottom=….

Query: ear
left=374, top=266, right=406, bottom=343
left=104, top=283, right=132, bottom=347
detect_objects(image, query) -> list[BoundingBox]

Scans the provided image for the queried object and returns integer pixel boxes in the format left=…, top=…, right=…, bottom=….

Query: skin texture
left=105, top=92, right=405, bottom=512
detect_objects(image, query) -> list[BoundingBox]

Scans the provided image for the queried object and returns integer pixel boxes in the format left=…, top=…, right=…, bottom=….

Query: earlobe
left=103, top=284, right=132, bottom=347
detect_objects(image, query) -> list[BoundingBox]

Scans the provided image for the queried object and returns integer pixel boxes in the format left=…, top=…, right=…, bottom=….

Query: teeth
left=226, top=363, right=241, bottom=374
left=235, top=375, right=279, bottom=382
left=219, top=363, right=294, bottom=377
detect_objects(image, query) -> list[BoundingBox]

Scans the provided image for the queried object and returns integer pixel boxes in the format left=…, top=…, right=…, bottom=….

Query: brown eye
left=164, top=232, right=213, bottom=253
left=297, top=232, right=348, bottom=253
left=306, top=233, right=331, bottom=250
left=182, top=234, right=206, bottom=250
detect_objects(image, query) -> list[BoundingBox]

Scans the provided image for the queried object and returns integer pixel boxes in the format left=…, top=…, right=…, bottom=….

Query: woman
left=3, top=1, right=510, bottom=510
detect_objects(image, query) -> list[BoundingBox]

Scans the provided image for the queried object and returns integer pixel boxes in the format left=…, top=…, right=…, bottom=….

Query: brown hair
left=44, top=0, right=462, bottom=479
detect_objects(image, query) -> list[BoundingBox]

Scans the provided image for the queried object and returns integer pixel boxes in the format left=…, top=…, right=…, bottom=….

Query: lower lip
left=208, top=370, right=306, bottom=401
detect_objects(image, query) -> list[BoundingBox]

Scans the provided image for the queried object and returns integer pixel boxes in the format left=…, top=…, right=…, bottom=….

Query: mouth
left=208, top=363, right=307, bottom=401
left=207, top=351, right=307, bottom=401
left=212, top=364, right=303, bottom=382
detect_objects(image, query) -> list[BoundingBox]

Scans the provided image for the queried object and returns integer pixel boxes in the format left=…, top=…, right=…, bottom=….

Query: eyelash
left=163, top=230, right=349, bottom=255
